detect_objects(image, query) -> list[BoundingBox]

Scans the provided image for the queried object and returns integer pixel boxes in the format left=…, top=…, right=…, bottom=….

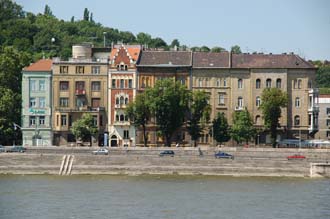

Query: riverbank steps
left=0, top=147, right=330, bottom=177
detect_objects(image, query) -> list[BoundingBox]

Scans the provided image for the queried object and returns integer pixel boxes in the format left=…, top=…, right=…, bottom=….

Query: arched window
left=125, top=97, right=129, bottom=105
left=120, top=114, right=124, bottom=121
left=120, top=96, right=124, bottom=104
left=115, top=115, right=119, bottom=121
left=116, top=97, right=119, bottom=105
left=256, top=96, right=261, bottom=107
left=216, top=79, right=221, bottom=87
left=295, top=97, right=300, bottom=107
left=256, top=79, right=261, bottom=89
left=266, top=78, right=272, bottom=88
left=238, top=79, right=243, bottom=89
left=223, top=78, right=227, bottom=87
left=255, top=115, right=261, bottom=125
left=142, top=77, right=146, bottom=88
left=198, top=78, right=203, bottom=87
left=294, top=115, right=300, bottom=126
left=238, top=97, right=243, bottom=107
left=298, top=79, right=302, bottom=89
left=276, top=78, right=281, bottom=88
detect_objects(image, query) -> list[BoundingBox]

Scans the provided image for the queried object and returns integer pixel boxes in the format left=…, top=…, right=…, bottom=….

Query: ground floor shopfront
left=22, top=128, right=52, bottom=146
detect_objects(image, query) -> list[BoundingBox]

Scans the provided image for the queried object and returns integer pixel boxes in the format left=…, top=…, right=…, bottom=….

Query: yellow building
left=52, top=44, right=109, bottom=146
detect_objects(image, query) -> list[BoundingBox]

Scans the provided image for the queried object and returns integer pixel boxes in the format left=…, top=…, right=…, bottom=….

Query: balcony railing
left=75, top=89, right=86, bottom=95
left=234, top=106, right=245, bottom=111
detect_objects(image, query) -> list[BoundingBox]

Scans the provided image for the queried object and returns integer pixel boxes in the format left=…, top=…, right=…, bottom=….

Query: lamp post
left=103, top=32, right=107, bottom=47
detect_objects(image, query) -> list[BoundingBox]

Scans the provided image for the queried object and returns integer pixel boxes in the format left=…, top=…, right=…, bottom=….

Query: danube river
left=0, top=175, right=329, bottom=219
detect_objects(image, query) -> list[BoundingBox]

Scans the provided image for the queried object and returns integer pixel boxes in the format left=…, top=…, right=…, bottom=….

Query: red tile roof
left=110, top=45, right=142, bottom=62
left=24, top=59, right=52, bottom=71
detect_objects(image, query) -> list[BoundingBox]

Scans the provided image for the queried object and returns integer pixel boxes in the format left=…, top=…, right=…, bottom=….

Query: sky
left=15, top=0, right=330, bottom=60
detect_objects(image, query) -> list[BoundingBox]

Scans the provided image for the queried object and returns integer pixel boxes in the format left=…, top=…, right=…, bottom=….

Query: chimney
left=229, top=52, right=232, bottom=68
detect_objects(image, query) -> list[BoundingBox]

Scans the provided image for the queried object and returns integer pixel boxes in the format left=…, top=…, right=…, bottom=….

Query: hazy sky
left=15, top=0, right=330, bottom=60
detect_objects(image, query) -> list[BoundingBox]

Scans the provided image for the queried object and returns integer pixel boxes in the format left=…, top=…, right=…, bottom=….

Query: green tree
left=211, top=46, right=226, bottom=53
left=170, top=39, right=180, bottom=48
left=149, top=37, right=167, bottom=48
left=212, top=112, right=230, bottom=146
left=147, top=79, right=190, bottom=146
left=231, top=45, right=242, bottom=54
left=231, top=109, right=256, bottom=145
left=0, top=0, right=24, bottom=21
left=316, top=66, right=330, bottom=88
left=126, top=93, right=151, bottom=147
left=136, top=32, right=152, bottom=45
left=200, top=46, right=210, bottom=52
left=83, top=8, right=89, bottom=21
left=260, top=88, right=288, bottom=147
left=44, top=4, right=53, bottom=17
left=71, top=113, right=98, bottom=146
left=89, top=12, right=94, bottom=23
left=187, top=90, right=210, bottom=147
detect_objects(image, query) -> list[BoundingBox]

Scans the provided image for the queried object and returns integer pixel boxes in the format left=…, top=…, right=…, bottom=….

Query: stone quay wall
left=1, top=147, right=330, bottom=177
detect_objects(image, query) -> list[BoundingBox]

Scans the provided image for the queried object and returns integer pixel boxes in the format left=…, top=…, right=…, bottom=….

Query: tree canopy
left=71, top=113, right=98, bottom=146
left=231, top=109, right=256, bottom=144
left=212, top=112, right=230, bottom=146
left=260, top=88, right=288, bottom=147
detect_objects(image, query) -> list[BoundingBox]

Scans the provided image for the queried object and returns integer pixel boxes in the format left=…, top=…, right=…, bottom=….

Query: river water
left=0, top=175, right=329, bottom=219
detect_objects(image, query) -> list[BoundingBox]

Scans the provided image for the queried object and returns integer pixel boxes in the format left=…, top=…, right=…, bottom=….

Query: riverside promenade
left=1, top=146, right=330, bottom=177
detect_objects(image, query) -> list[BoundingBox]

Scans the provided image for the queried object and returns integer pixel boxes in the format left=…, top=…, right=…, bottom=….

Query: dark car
left=215, top=151, right=234, bottom=159
left=6, top=146, right=26, bottom=153
left=159, top=150, right=175, bottom=157
left=0, top=145, right=5, bottom=153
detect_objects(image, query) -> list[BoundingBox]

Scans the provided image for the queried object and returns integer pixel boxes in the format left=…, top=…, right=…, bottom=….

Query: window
left=116, top=97, right=119, bottom=105
left=294, top=79, right=302, bottom=89
left=124, top=130, right=129, bottom=139
left=120, top=114, right=124, bottom=121
left=298, top=79, right=302, bottom=89
left=308, top=80, right=312, bottom=88
left=327, top=131, right=330, bottom=138
left=326, top=119, right=330, bottom=126
left=76, top=98, right=85, bottom=107
left=39, top=80, right=45, bottom=91
left=276, top=79, right=281, bottom=88
left=125, top=97, right=129, bottom=105
left=327, top=108, right=330, bottom=115
left=238, top=79, right=243, bottom=89
left=294, top=115, right=300, bottom=126
left=93, top=115, right=98, bottom=126
left=115, top=114, right=119, bottom=121
left=112, top=79, right=116, bottom=88
left=39, top=116, right=45, bottom=125
left=120, top=79, right=124, bottom=88
left=205, top=78, right=209, bottom=87
left=238, top=97, right=243, bottom=107
left=76, top=81, right=85, bottom=90
left=56, top=115, right=59, bottom=126
left=91, top=81, right=101, bottom=91
left=266, top=79, right=272, bottom=88
left=216, top=79, right=221, bottom=87
left=30, top=80, right=37, bottom=91
left=256, top=96, right=261, bottom=107
left=295, top=97, right=300, bottom=107
left=218, top=94, right=225, bottom=105
left=92, top=98, right=100, bottom=108
left=60, top=81, right=69, bottom=91
left=92, top=66, right=100, bottom=74
left=30, top=97, right=36, bottom=107
left=179, top=77, right=185, bottom=85
left=256, top=79, right=261, bottom=89
left=128, top=79, right=132, bottom=88
left=39, top=97, right=45, bottom=108
left=255, top=115, right=261, bottom=125
left=29, top=116, right=36, bottom=126
left=60, top=98, right=69, bottom=107
left=198, top=78, right=203, bottom=87
left=61, top=115, right=67, bottom=126
left=75, top=66, right=84, bottom=74
left=120, top=96, right=124, bottom=105
left=99, top=115, right=103, bottom=126
left=69, top=115, right=72, bottom=127
left=223, top=78, right=227, bottom=87
left=60, top=66, right=68, bottom=74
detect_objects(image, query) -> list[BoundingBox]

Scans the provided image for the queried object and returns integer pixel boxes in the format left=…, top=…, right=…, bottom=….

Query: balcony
left=308, top=124, right=319, bottom=134
left=114, top=104, right=127, bottom=109
left=75, top=89, right=86, bottom=96
left=235, top=106, right=245, bottom=111
left=55, top=106, right=105, bottom=112
left=308, top=106, right=319, bottom=113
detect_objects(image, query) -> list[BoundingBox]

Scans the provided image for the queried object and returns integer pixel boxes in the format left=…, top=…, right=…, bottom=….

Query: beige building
left=52, top=44, right=109, bottom=146
left=192, top=52, right=318, bottom=145
left=315, top=94, right=330, bottom=140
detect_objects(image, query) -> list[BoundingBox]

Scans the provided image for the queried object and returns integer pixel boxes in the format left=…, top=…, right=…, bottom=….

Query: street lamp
left=103, top=32, right=107, bottom=47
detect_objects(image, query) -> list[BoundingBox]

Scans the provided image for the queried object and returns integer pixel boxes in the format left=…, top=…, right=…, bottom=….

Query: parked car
left=0, top=145, right=5, bottom=153
left=215, top=151, right=234, bottom=159
left=159, top=150, right=175, bottom=157
left=92, top=148, right=109, bottom=155
left=6, top=146, right=26, bottom=153
left=287, top=154, right=306, bottom=160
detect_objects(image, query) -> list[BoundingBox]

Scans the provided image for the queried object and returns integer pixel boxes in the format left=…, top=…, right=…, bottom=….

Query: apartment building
left=21, top=59, right=53, bottom=146
left=192, top=52, right=318, bottom=145
left=108, top=44, right=141, bottom=147
left=136, top=51, right=192, bottom=146
left=315, top=94, right=329, bottom=140
left=52, top=44, right=109, bottom=146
